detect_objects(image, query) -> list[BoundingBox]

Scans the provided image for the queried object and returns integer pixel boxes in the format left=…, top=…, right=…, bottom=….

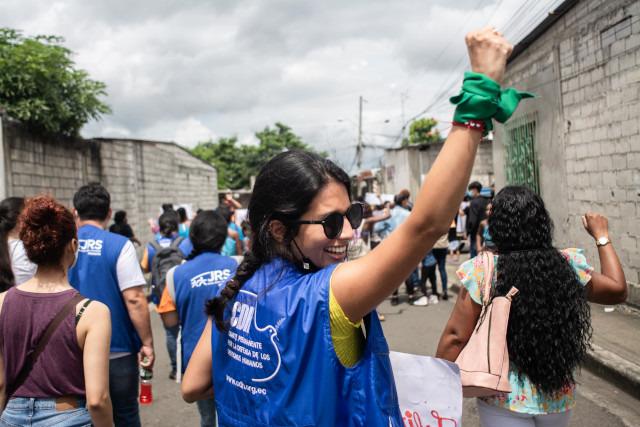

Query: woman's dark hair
left=0, top=228, right=13, bottom=291
left=162, top=203, right=174, bottom=213
left=177, top=207, right=187, bottom=223
left=0, top=197, right=25, bottom=234
left=159, top=212, right=179, bottom=237
left=20, top=196, right=77, bottom=267
left=217, top=205, right=233, bottom=224
left=208, top=150, right=351, bottom=331
left=394, top=193, right=408, bottom=206
left=0, top=197, right=19, bottom=290
left=490, top=186, right=591, bottom=395
left=241, top=219, right=251, bottom=235
left=185, top=211, right=228, bottom=260
left=114, top=210, right=127, bottom=224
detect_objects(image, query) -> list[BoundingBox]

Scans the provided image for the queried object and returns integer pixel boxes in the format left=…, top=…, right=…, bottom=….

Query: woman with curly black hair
left=437, top=186, right=627, bottom=427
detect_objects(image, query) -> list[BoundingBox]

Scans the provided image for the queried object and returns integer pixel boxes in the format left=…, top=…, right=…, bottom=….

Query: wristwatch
left=596, top=237, right=610, bottom=247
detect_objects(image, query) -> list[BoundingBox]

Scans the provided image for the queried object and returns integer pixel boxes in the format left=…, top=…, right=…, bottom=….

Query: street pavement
left=138, top=260, right=640, bottom=426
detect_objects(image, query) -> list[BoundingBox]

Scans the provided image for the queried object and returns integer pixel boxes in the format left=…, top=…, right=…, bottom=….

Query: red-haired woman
left=0, top=196, right=113, bottom=426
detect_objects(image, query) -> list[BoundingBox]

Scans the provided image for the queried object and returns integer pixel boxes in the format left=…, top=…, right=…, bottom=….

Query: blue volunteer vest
left=211, top=257, right=402, bottom=426
left=69, top=225, right=141, bottom=353
left=173, top=252, right=238, bottom=372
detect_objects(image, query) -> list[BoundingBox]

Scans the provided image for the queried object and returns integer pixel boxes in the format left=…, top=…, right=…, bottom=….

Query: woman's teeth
left=325, top=246, right=346, bottom=255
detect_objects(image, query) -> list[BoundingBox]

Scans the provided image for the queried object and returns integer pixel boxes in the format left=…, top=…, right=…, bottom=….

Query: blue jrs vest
left=211, top=257, right=402, bottom=426
left=173, top=252, right=237, bottom=371
left=69, top=225, right=140, bottom=353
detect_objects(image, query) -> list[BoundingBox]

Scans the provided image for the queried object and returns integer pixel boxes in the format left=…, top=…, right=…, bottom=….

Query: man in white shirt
left=69, top=183, right=154, bottom=427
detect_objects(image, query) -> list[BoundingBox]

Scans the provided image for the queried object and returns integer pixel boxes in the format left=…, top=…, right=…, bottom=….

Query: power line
left=397, top=1, right=566, bottom=134
left=403, top=0, right=490, bottom=93
left=374, top=13, right=639, bottom=166
left=376, top=0, right=580, bottom=163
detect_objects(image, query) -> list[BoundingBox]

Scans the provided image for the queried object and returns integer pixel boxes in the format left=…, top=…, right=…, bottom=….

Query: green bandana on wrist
left=450, top=72, right=535, bottom=134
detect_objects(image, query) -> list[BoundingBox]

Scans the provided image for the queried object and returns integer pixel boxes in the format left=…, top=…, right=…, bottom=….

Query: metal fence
left=502, top=111, right=540, bottom=194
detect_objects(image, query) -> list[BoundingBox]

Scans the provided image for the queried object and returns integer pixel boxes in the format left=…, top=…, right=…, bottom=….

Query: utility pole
left=357, top=95, right=363, bottom=174
left=400, top=91, right=409, bottom=143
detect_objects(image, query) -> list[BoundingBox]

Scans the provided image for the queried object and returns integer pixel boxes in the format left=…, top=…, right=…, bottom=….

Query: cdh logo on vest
left=227, top=295, right=282, bottom=383
left=78, top=239, right=103, bottom=256
left=230, top=301, right=254, bottom=333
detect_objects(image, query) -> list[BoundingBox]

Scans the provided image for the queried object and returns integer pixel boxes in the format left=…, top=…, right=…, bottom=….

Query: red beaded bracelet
left=452, top=120, right=486, bottom=133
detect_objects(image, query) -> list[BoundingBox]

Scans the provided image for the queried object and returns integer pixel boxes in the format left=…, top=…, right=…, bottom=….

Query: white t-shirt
left=116, top=240, right=146, bottom=292
left=9, top=239, right=37, bottom=285
left=457, top=201, right=471, bottom=234
left=111, top=239, right=147, bottom=360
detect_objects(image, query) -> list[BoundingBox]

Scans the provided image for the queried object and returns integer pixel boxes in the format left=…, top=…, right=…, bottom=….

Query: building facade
left=493, top=0, right=640, bottom=302
left=383, top=139, right=494, bottom=199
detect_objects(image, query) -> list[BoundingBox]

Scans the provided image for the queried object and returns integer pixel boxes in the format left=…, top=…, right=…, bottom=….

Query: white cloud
left=1, top=0, right=562, bottom=173
left=173, top=118, right=214, bottom=147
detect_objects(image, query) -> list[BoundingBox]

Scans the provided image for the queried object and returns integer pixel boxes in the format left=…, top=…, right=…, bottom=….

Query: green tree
left=401, top=118, right=442, bottom=147
left=0, top=28, right=111, bottom=137
left=190, top=136, right=246, bottom=189
left=190, top=123, right=326, bottom=189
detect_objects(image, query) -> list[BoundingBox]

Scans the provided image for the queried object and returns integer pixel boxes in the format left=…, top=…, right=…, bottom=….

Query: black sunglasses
left=294, top=202, right=364, bottom=239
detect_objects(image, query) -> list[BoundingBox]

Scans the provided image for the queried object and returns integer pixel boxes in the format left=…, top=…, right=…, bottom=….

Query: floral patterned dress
left=457, top=249, right=594, bottom=414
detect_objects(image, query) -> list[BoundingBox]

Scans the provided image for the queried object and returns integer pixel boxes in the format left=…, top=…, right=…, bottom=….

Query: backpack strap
left=480, top=251, right=495, bottom=307
left=476, top=251, right=495, bottom=329
left=8, top=293, right=85, bottom=399
left=150, top=240, right=163, bottom=252
left=169, top=236, right=185, bottom=248
left=166, top=265, right=178, bottom=303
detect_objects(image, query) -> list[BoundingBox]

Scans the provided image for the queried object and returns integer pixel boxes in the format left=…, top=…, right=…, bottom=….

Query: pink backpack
left=455, top=251, right=518, bottom=398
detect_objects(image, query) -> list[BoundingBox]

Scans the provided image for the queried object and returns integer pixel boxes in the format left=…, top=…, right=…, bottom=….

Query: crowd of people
left=0, top=26, right=629, bottom=427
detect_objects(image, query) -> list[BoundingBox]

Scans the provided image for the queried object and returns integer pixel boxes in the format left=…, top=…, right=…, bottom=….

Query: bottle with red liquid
left=139, top=365, right=153, bottom=404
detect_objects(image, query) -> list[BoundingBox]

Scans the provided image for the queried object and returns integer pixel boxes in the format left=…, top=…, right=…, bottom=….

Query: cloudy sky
left=2, top=0, right=562, bottom=173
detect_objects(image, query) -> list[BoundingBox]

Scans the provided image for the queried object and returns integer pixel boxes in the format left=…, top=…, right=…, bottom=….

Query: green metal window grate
left=502, top=112, right=540, bottom=194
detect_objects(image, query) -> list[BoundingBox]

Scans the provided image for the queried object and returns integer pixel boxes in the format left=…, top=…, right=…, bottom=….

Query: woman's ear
left=69, top=238, right=79, bottom=254
left=269, top=220, right=287, bottom=243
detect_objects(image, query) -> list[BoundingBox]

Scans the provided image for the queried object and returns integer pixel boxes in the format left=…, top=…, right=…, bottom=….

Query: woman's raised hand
left=582, top=212, right=610, bottom=239
left=465, top=26, right=513, bottom=84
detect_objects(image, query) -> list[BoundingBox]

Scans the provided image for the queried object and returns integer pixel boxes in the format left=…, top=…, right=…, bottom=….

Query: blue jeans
left=432, top=248, right=448, bottom=293
left=110, top=354, right=141, bottom=427
left=196, top=399, right=217, bottom=427
left=164, top=323, right=180, bottom=373
left=392, top=267, right=418, bottom=297
left=1, top=397, right=91, bottom=426
left=469, top=238, right=478, bottom=258
left=410, top=267, right=419, bottom=286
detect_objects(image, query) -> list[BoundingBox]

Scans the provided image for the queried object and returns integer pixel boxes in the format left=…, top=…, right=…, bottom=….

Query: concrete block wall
left=92, top=138, right=219, bottom=242
left=495, top=0, right=640, bottom=299
left=1, top=115, right=102, bottom=204
left=1, top=113, right=219, bottom=253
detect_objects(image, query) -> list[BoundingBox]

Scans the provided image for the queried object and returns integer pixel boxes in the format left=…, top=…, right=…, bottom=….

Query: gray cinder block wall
left=493, top=0, right=640, bottom=303
left=0, top=112, right=219, bottom=251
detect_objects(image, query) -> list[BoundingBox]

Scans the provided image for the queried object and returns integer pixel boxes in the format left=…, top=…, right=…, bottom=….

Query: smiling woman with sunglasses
left=182, top=27, right=521, bottom=427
